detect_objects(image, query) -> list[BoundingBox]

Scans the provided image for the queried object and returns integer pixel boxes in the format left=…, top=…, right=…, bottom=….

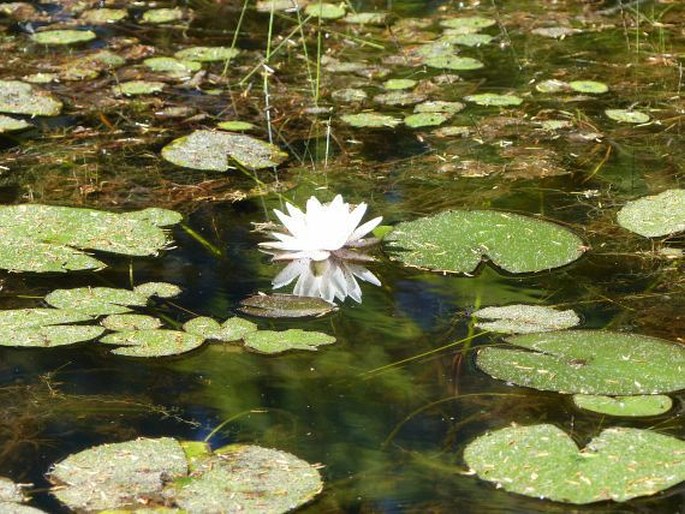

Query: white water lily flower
left=260, top=195, right=383, bottom=261
left=273, top=257, right=381, bottom=303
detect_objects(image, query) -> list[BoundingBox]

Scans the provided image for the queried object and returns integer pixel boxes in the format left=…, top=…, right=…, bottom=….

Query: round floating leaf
left=605, top=109, right=650, bottom=123
left=386, top=210, right=585, bottom=274
left=573, top=394, right=672, bottom=417
left=535, top=79, right=568, bottom=93
left=464, top=424, right=685, bottom=504
left=464, top=93, right=523, bottom=106
left=0, top=477, right=27, bottom=503
left=113, top=80, right=166, bottom=96
left=617, top=189, right=685, bottom=237
left=144, top=57, right=202, bottom=77
left=0, top=115, right=31, bottom=133
left=414, top=100, right=464, bottom=115
left=31, top=30, right=96, bottom=45
left=174, top=46, right=239, bottom=62
left=340, top=112, right=401, bottom=128
left=424, top=55, right=484, bottom=71
left=217, top=120, right=256, bottom=131
left=183, top=316, right=258, bottom=342
left=440, top=16, right=496, bottom=30
left=141, top=7, right=185, bottom=24
left=383, top=79, right=417, bottom=90
left=133, top=282, right=182, bottom=298
left=569, top=80, right=608, bottom=94
left=0, top=325, right=104, bottom=348
left=446, top=33, right=494, bottom=47
left=0, top=205, right=178, bottom=273
left=473, top=304, right=580, bottom=334
left=404, top=112, right=449, bottom=128
left=476, top=330, right=685, bottom=395
left=343, top=12, right=389, bottom=25
left=123, top=207, right=183, bottom=227
left=45, top=287, right=148, bottom=316
left=49, top=437, right=188, bottom=512
left=374, top=91, right=425, bottom=106
left=101, top=330, right=205, bottom=357
left=0, top=80, right=62, bottom=116
left=174, top=444, right=323, bottom=512
left=0, top=308, right=93, bottom=328
left=79, top=7, right=127, bottom=24
left=162, top=129, right=288, bottom=171
left=304, top=2, right=346, bottom=19
left=239, top=293, right=337, bottom=318
left=243, top=329, right=335, bottom=354
left=102, top=314, right=162, bottom=331
left=531, top=26, right=582, bottom=38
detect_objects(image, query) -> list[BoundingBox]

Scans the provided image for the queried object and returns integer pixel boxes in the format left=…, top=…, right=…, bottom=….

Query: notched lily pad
left=414, top=100, right=464, bottom=115
left=445, top=33, right=494, bottom=47
left=424, top=55, right=484, bottom=71
left=473, top=304, right=580, bottom=333
left=183, top=316, right=258, bottom=342
left=304, top=2, right=346, bottom=19
left=617, top=189, right=685, bottom=237
left=141, top=7, right=185, bottom=24
left=476, top=330, right=685, bottom=395
left=0, top=325, right=104, bottom=348
left=440, top=16, right=496, bottom=30
left=101, top=314, right=163, bottom=331
left=238, top=293, right=337, bottom=318
left=464, top=424, right=685, bottom=504
left=144, top=57, right=202, bottom=77
left=217, top=120, right=256, bottom=131
left=340, top=112, right=401, bottom=128
left=386, top=210, right=585, bottom=274
left=404, top=112, right=449, bottom=128
left=174, top=444, right=323, bottom=512
left=243, top=328, right=335, bottom=354
left=161, top=129, right=288, bottom=171
left=573, top=394, right=673, bottom=417
left=174, top=46, right=239, bottom=62
left=464, top=93, right=523, bottom=106
left=374, top=90, right=425, bottom=106
left=0, top=80, right=62, bottom=116
left=45, top=287, right=148, bottom=316
left=31, top=30, right=96, bottom=45
left=133, top=282, right=182, bottom=298
left=383, top=78, right=417, bottom=90
left=113, top=80, right=166, bottom=96
left=49, top=437, right=188, bottom=512
left=569, top=80, right=608, bottom=94
left=0, top=114, right=31, bottom=133
left=79, top=7, right=127, bottom=24
left=605, top=109, right=650, bottom=123
left=0, top=205, right=178, bottom=273
left=343, top=12, right=389, bottom=25
left=101, top=329, right=205, bottom=357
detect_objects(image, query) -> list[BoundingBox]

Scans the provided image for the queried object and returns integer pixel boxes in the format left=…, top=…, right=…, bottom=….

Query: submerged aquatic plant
left=272, top=257, right=381, bottom=303
left=260, top=195, right=382, bottom=261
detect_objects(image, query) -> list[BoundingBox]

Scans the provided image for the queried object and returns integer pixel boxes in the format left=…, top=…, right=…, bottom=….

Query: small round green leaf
left=174, top=46, right=239, bottom=62
left=383, top=79, right=417, bottom=90
left=440, top=16, right=496, bottom=30
left=217, top=120, right=256, bottom=131
left=605, top=109, right=650, bottom=123
left=304, top=2, right=346, bottom=19
left=79, top=8, right=127, bottom=24
left=144, top=57, right=202, bottom=77
left=113, top=80, right=166, bottom=96
left=101, top=330, right=205, bottom=357
left=569, top=80, right=609, bottom=94
left=425, top=55, right=484, bottom=71
left=464, top=93, right=523, bottom=106
left=476, top=330, right=685, bottom=395
left=414, top=100, right=464, bottom=115
left=45, top=287, right=148, bottom=316
left=243, top=329, right=335, bottom=354
left=238, top=293, right=337, bottom=318
left=0, top=80, right=62, bottom=116
left=31, top=30, right=96, bottom=45
left=101, top=314, right=162, bottom=331
left=0, top=325, right=104, bottom=348
left=473, top=304, right=580, bottom=333
left=386, top=210, right=585, bottom=274
left=340, top=112, right=401, bottom=128
left=141, top=7, right=185, bottom=24
left=617, top=189, right=685, bottom=237
left=0, top=115, right=31, bottom=133
left=162, top=129, right=288, bottom=171
left=134, top=282, right=182, bottom=299
left=464, top=424, right=685, bottom=504
left=573, top=394, right=672, bottom=417
left=404, top=112, right=449, bottom=128
left=445, top=33, right=494, bottom=47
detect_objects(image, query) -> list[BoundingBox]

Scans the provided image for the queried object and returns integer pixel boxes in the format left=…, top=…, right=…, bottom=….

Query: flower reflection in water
left=271, top=256, right=380, bottom=303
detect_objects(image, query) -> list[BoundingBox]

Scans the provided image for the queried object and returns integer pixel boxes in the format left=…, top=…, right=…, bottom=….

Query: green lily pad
left=473, top=304, right=580, bottom=333
left=31, top=30, right=96, bottom=45
left=79, top=7, right=127, bottom=24
left=573, top=394, right=673, bottom=417
left=569, top=80, right=609, bottom=94
left=531, top=26, right=582, bottom=38
left=0, top=80, right=62, bottom=116
left=174, top=46, right=239, bottom=62
left=535, top=79, right=569, bottom=93
left=61, top=50, right=127, bottom=81
left=304, top=2, right=346, bottom=19
left=101, top=314, right=163, bottom=331
left=383, top=78, right=417, bottom=90
left=404, top=112, right=449, bottom=128
left=0, top=115, right=31, bottom=133
left=374, top=91, right=425, bottom=106
left=440, top=16, right=496, bottom=30
left=414, top=100, right=464, bottom=115
left=144, top=57, right=202, bottom=77
left=133, top=282, right=182, bottom=298
left=464, top=93, right=523, bottom=106
left=343, top=12, right=389, bottom=25
left=243, top=329, right=336, bottom=354
left=331, top=88, right=368, bottom=103
left=101, top=330, right=205, bottom=357
left=340, top=112, right=401, bottom=128
left=0, top=325, right=104, bottom=348
left=0, top=205, right=178, bottom=273
left=605, top=109, right=650, bottom=123
left=617, top=189, right=685, bottom=237
left=161, top=129, right=288, bottom=171
left=386, top=210, right=585, bottom=274
left=216, top=120, right=256, bottom=131
left=141, top=7, right=185, bottom=24
left=444, top=33, right=494, bottom=47
left=238, top=293, right=337, bottom=318
left=183, top=316, right=258, bottom=342
left=123, top=207, right=183, bottom=227
left=424, top=55, right=484, bottom=71
left=45, top=287, right=148, bottom=316
left=0, top=476, right=47, bottom=512
left=476, top=330, right=685, bottom=395
left=113, top=80, right=166, bottom=96
left=49, top=437, right=188, bottom=512
left=22, top=73, right=58, bottom=84
left=464, top=424, right=685, bottom=504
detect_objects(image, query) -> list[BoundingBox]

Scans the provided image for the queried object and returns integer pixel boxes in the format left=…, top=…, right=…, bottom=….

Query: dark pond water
left=0, top=0, right=684, bottom=512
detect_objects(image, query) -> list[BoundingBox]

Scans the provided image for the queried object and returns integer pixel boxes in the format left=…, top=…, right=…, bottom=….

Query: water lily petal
left=349, top=215, right=383, bottom=242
